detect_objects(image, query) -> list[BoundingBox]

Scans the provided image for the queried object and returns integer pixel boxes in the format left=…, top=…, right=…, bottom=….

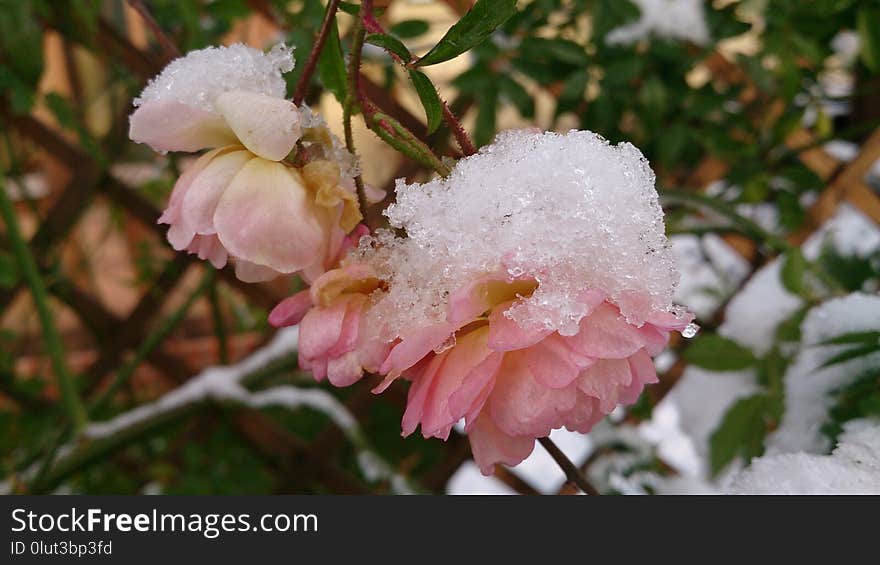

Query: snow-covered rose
left=130, top=44, right=360, bottom=282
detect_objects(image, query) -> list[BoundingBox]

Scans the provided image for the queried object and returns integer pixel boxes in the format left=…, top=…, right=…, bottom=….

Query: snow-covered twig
left=5, top=328, right=414, bottom=494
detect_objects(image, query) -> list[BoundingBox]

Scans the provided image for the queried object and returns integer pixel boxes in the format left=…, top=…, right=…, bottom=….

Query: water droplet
left=433, top=334, right=456, bottom=354
left=681, top=322, right=700, bottom=339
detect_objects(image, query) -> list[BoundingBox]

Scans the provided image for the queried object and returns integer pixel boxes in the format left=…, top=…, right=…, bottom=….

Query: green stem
left=366, top=111, right=452, bottom=176
left=347, top=2, right=451, bottom=178
left=292, top=0, right=342, bottom=105
left=0, top=178, right=87, bottom=430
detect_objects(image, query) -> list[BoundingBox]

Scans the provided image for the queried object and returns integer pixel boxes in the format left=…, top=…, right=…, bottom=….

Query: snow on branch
left=3, top=328, right=413, bottom=494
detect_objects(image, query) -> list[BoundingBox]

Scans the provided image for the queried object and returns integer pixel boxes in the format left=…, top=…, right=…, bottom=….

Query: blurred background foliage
left=1, top=0, right=879, bottom=494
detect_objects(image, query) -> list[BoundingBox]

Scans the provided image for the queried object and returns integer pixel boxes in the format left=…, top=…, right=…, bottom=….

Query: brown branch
left=495, top=467, right=541, bottom=496
left=231, top=409, right=370, bottom=494
left=442, top=99, right=476, bottom=156
left=127, top=0, right=181, bottom=60
left=538, top=436, right=599, bottom=495
left=292, top=0, right=341, bottom=105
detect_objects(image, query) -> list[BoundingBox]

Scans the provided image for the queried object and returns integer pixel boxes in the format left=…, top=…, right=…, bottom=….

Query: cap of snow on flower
left=130, top=43, right=299, bottom=158
left=332, top=129, right=694, bottom=474
left=129, top=44, right=361, bottom=282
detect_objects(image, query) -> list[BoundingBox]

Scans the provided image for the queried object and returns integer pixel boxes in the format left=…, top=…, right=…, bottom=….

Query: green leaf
left=474, top=87, right=498, bottom=148
left=820, top=331, right=880, bottom=347
left=780, top=249, right=807, bottom=296
left=451, top=65, right=492, bottom=93
left=775, top=306, right=809, bottom=343
left=317, top=19, right=347, bottom=103
left=0, top=0, right=44, bottom=86
left=704, top=2, right=751, bottom=40
left=0, top=65, right=35, bottom=114
left=755, top=347, right=787, bottom=391
left=709, top=394, right=774, bottom=476
left=858, top=7, right=880, bottom=72
left=337, top=1, right=360, bottom=16
left=390, top=19, right=429, bottom=39
left=819, top=343, right=880, bottom=369
left=0, top=250, right=19, bottom=289
left=817, top=242, right=875, bottom=292
left=603, top=55, right=644, bottom=87
left=498, top=75, right=534, bottom=118
left=776, top=190, right=804, bottom=232
left=683, top=334, right=757, bottom=371
left=541, top=38, right=589, bottom=66
left=559, top=69, right=589, bottom=103
left=415, top=0, right=517, bottom=67
left=823, top=370, right=880, bottom=443
left=408, top=70, right=443, bottom=134
left=366, top=33, right=412, bottom=61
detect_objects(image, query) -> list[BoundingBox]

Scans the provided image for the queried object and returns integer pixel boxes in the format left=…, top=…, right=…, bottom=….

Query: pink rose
left=129, top=44, right=360, bottom=282
left=376, top=270, right=693, bottom=475
left=269, top=258, right=390, bottom=387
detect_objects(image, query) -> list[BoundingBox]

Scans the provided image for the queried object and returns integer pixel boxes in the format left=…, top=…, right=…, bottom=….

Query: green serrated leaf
left=415, top=0, right=517, bottom=67
left=408, top=70, right=443, bottom=134
left=683, top=333, right=757, bottom=371
left=780, top=249, right=807, bottom=296
left=390, top=19, right=429, bottom=39
left=709, top=394, right=774, bottom=476
left=366, top=33, right=412, bottom=61
left=317, top=19, right=347, bottom=103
